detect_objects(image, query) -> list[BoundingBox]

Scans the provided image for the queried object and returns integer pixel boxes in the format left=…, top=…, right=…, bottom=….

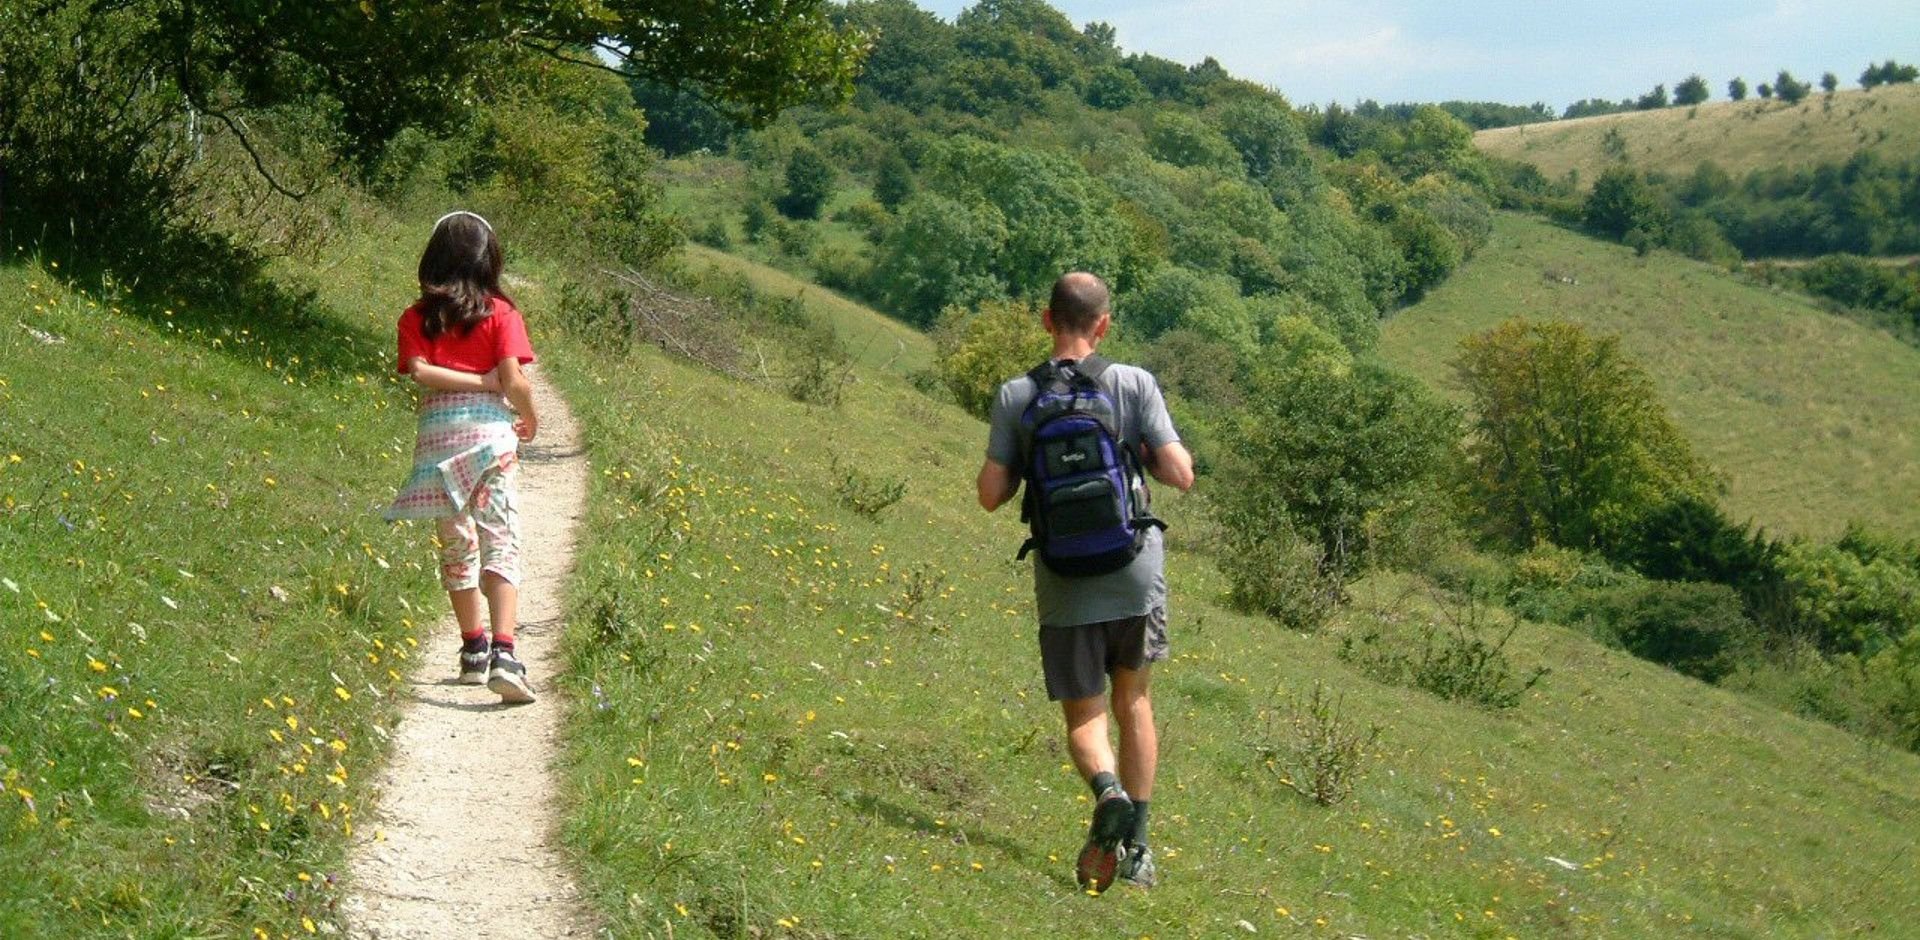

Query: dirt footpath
left=344, top=371, right=595, bottom=939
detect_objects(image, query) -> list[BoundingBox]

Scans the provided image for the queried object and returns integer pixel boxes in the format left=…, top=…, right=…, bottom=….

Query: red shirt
left=395, top=296, right=536, bottom=375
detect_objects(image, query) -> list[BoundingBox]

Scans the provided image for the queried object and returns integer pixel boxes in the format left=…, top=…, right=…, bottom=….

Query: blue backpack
left=1016, top=356, right=1165, bottom=576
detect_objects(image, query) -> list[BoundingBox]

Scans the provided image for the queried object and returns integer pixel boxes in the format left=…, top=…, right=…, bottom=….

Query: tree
left=1674, top=74, right=1711, bottom=106
left=1584, top=166, right=1671, bottom=242
left=776, top=146, right=835, bottom=219
left=1215, top=354, right=1459, bottom=583
left=1453, top=319, right=1715, bottom=551
left=872, top=150, right=914, bottom=210
left=1728, top=76, right=1749, bottom=101
left=1757, top=83, right=1773, bottom=99
left=1636, top=84, right=1670, bottom=110
left=870, top=193, right=1008, bottom=325
left=1861, top=59, right=1920, bottom=89
left=1821, top=71, right=1839, bottom=96
left=1084, top=65, right=1149, bottom=110
left=836, top=0, right=956, bottom=104
left=1775, top=70, right=1811, bottom=104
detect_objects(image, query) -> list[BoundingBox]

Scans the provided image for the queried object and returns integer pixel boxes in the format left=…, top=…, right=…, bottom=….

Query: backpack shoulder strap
left=1075, top=354, right=1114, bottom=382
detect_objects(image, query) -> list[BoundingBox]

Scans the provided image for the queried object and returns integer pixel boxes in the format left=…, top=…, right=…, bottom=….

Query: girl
left=385, top=211, right=540, bottom=704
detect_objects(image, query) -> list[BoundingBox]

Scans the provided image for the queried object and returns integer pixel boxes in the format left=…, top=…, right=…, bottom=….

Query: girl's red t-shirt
left=395, top=296, right=536, bottom=376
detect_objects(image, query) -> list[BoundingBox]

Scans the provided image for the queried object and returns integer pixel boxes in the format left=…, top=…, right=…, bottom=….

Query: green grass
left=681, top=244, right=930, bottom=377
left=1380, top=212, right=1920, bottom=540
left=1475, top=82, right=1920, bottom=186
left=547, top=243, right=1920, bottom=938
left=0, top=216, right=545, bottom=936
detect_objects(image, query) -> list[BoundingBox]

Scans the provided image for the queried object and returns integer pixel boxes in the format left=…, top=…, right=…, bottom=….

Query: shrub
left=810, top=242, right=875, bottom=295
left=776, top=146, right=835, bottom=219
left=1215, top=355, right=1459, bottom=583
left=832, top=198, right=893, bottom=242
left=831, top=457, right=908, bottom=519
left=785, top=325, right=852, bottom=408
left=1779, top=541, right=1920, bottom=656
left=1222, top=526, right=1342, bottom=632
left=1252, top=682, right=1381, bottom=806
left=1590, top=580, right=1752, bottom=682
left=1342, top=593, right=1548, bottom=709
left=929, top=299, right=1049, bottom=419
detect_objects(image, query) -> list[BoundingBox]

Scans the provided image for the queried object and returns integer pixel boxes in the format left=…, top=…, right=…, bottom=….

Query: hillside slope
left=1475, top=82, right=1920, bottom=184
left=547, top=247, right=1920, bottom=938
left=1381, top=213, right=1920, bottom=540
left=0, top=222, right=479, bottom=936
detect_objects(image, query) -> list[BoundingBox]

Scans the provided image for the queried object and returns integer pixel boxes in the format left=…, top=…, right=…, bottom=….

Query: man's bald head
left=1047, top=272, right=1110, bottom=335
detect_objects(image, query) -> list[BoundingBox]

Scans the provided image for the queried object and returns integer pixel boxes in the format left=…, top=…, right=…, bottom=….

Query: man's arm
left=406, top=357, right=500, bottom=393
left=1143, top=441, right=1194, bottom=492
left=977, top=459, right=1019, bottom=511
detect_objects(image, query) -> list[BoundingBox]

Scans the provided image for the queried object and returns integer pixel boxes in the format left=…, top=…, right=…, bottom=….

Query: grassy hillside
left=547, top=247, right=1920, bottom=938
left=1475, top=83, right=1920, bottom=185
left=0, top=219, right=521, bottom=935
left=1380, top=212, right=1920, bottom=540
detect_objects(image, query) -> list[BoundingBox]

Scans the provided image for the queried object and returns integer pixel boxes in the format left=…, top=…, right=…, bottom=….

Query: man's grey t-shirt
left=986, top=360, right=1180, bottom=629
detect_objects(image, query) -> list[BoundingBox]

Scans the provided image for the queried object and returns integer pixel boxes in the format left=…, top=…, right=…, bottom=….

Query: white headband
left=434, top=210, right=493, bottom=233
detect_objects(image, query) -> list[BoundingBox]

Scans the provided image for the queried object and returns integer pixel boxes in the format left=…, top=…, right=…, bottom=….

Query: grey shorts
left=1038, top=607, right=1169, bottom=702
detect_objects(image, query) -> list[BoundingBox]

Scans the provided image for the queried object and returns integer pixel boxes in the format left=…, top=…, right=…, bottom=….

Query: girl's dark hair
left=416, top=212, right=510, bottom=339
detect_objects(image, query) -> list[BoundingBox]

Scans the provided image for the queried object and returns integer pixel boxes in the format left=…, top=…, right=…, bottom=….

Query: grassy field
left=1475, top=82, right=1920, bottom=185
left=1380, top=212, right=1920, bottom=540
left=0, top=216, right=520, bottom=935
left=545, top=245, right=1920, bottom=938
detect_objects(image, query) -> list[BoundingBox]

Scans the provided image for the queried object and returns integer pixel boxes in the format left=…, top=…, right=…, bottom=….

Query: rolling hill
left=1475, top=82, right=1920, bottom=185
left=1380, top=212, right=1920, bottom=540
left=543, top=245, right=1920, bottom=938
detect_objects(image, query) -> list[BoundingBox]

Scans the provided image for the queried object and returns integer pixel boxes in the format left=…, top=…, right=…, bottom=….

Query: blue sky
left=917, top=1, right=1920, bottom=110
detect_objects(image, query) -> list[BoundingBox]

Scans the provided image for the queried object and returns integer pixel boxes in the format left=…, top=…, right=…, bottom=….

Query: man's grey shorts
left=1038, top=607, right=1169, bottom=701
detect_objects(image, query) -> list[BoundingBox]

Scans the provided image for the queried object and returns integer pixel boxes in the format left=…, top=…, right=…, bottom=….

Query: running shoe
left=1074, top=785, right=1134, bottom=894
left=456, top=635, right=490, bottom=685
left=1116, top=843, right=1157, bottom=889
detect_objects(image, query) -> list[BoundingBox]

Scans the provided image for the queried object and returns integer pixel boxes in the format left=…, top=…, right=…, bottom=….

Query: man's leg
left=1111, top=665, right=1156, bottom=801
left=1061, top=693, right=1116, bottom=783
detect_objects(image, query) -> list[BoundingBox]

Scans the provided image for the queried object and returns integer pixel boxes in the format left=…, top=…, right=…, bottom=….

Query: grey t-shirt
left=986, top=359, right=1180, bottom=628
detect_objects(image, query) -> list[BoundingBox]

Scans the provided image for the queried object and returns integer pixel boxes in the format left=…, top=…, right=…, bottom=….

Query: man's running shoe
left=1116, top=843, right=1157, bottom=889
left=457, top=636, right=491, bottom=685
left=1074, top=784, right=1134, bottom=894
left=487, top=648, right=536, bottom=703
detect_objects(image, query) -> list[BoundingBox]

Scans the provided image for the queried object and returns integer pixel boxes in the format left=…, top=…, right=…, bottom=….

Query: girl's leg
left=472, top=459, right=524, bottom=645
left=438, top=516, right=491, bottom=683
left=436, top=517, right=485, bottom=636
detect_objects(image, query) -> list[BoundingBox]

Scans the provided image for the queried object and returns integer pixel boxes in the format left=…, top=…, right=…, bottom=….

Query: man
left=977, top=271, right=1195, bottom=893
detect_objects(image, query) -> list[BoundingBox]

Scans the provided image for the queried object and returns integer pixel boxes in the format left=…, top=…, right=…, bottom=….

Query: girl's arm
left=407, top=357, right=501, bottom=393
left=496, top=358, right=538, bottom=441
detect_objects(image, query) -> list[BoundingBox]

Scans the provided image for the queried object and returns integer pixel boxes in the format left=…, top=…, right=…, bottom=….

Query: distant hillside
left=1475, top=82, right=1920, bottom=185
left=1380, top=212, right=1920, bottom=539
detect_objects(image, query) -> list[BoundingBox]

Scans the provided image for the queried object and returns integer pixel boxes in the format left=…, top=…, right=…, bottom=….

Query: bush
left=1779, top=541, right=1920, bottom=656
left=832, top=198, right=893, bottom=242
left=785, top=323, right=852, bottom=407
left=810, top=242, right=874, bottom=295
left=1590, top=580, right=1752, bottom=682
left=831, top=457, right=908, bottom=519
left=1222, top=526, right=1342, bottom=631
left=1252, top=682, right=1381, bottom=806
left=1341, top=593, right=1547, bottom=709
left=929, top=299, right=1049, bottom=419
left=776, top=146, right=835, bottom=219
left=1215, top=355, right=1459, bottom=583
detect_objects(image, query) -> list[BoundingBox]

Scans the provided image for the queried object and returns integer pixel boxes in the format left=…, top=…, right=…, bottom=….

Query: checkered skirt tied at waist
left=384, top=390, right=519, bottom=521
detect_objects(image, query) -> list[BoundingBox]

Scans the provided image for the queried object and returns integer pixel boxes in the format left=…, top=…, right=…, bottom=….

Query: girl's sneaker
left=487, top=648, right=536, bottom=704
left=457, top=636, right=491, bottom=685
